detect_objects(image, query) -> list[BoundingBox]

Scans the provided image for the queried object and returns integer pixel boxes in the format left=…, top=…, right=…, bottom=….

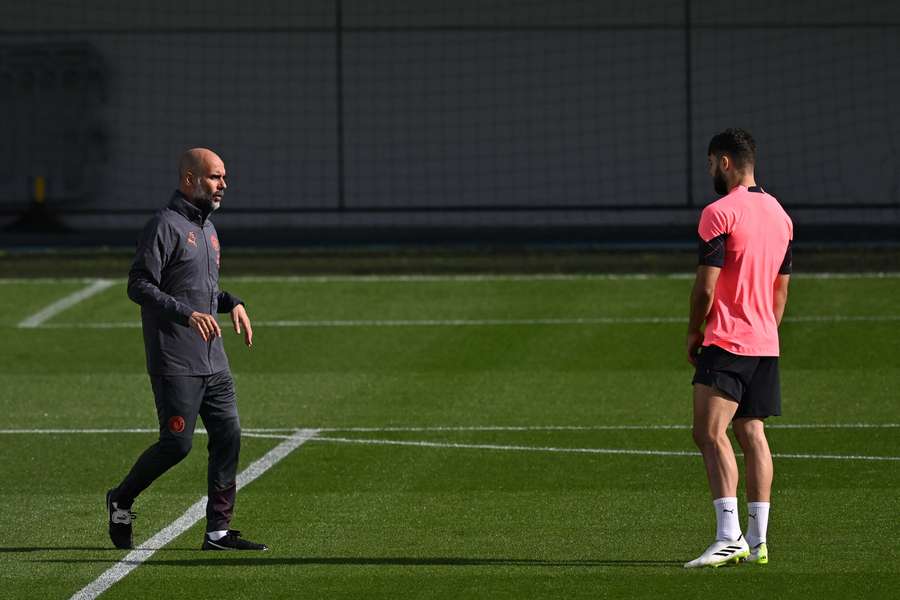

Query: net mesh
left=1, top=0, right=898, bottom=228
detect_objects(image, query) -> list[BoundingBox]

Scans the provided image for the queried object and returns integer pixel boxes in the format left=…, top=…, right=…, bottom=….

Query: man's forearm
left=688, top=283, right=714, bottom=334
left=216, top=290, right=244, bottom=314
left=773, top=275, right=790, bottom=327
left=773, top=291, right=788, bottom=326
left=128, top=270, right=193, bottom=325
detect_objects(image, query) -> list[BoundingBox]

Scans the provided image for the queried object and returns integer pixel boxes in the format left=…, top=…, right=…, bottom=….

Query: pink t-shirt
left=698, top=185, right=793, bottom=356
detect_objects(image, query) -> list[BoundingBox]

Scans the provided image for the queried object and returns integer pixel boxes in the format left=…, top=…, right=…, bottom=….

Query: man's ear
left=719, top=154, right=731, bottom=172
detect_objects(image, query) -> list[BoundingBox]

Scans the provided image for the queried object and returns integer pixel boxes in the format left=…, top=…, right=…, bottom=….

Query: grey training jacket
left=128, top=191, right=243, bottom=376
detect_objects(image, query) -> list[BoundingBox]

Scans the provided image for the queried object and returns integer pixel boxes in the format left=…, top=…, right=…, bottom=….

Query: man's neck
left=174, top=190, right=211, bottom=222
left=729, top=173, right=757, bottom=191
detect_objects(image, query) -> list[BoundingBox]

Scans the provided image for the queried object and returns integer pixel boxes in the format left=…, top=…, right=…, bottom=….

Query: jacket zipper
left=202, top=221, right=214, bottom=370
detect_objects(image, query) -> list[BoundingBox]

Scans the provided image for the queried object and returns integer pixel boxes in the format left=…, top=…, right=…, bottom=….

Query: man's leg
left=732, top=418, right=772, bottom=502
left=734, top=417, right=773, bottom=560
left=692, top=383, right=740, bottom=500
left=732, top=355, right=780, bottom=563
left=198, top=371, right=267, bottom=550
left=106, top=376, right=203, bottom=549
left=198, top=371, right=241, bottom=533
left=684, top=383, right=749, bottom=568
left=111, top=376, right=204, bottom=507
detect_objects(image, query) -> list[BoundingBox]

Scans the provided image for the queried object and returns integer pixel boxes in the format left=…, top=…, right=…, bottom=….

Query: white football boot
left=741, top=542, right=768, bottom=565
left=684, top=535, right=750, bottom=568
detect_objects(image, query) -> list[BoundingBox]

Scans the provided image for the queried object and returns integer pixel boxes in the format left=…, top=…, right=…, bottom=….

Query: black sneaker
left=106, top=489, right=135, bottom=550
left=201, top=530, right=268, bottom=551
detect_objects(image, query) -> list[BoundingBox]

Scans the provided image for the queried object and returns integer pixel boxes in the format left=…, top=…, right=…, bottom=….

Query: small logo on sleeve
left=187, top=231, right=198, bottom=247
left=168, top=415, right=186, bottom=433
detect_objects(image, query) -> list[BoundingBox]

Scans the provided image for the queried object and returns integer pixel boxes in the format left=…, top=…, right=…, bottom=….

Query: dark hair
left=707, top=128, right=756, bottom=170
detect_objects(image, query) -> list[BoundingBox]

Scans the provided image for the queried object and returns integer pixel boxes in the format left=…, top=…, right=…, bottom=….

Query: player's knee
left=692, top=426, right=726, bottom=450
left=160, top=434, right=193, bottom=463
left=220, top=420, right=241, bottom=444
left=734, top=421, right=767, bottom=449
left=739, top=429, right=768, bottom=452
left=207, top=419, right=241, bottom=451
left=691, top=426, right=711, bottom=448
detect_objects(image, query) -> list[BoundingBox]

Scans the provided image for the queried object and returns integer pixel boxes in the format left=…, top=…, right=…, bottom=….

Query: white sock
left=207, top=530, right=229, bottom=541
left=746, top=502, right=770, bottom=547
left=713, top=497, right=741, bottom=541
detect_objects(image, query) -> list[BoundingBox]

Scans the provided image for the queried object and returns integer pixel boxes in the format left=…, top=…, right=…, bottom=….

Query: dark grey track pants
left=112, top=370, right=241, bottom=532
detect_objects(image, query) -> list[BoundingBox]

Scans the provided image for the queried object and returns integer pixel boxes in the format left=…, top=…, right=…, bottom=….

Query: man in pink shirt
left=684, top=128, right=793, bottom=568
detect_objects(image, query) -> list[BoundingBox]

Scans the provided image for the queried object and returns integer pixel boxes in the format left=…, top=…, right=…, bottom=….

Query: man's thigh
left=199, top=370, right=239, bottom=429
left=150, top=376, right=206, bottom=436
left=693, top=383, right=740, bottom=435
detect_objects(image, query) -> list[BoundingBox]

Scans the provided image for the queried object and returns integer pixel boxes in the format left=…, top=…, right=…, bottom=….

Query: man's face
left=707, top=154, right=729, bottom=196
left=190, top=158, right=227, bottom=211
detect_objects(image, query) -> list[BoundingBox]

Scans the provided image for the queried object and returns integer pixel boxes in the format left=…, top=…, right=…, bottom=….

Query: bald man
left=106, top=149, right=267, bottom=551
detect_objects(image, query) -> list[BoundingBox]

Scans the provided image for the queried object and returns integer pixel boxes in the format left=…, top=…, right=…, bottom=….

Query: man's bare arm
left=687, top=265, right=721, bottom=364
left=773, top=274, right=790, bottom=326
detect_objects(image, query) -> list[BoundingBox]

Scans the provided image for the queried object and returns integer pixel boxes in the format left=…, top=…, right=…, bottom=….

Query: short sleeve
left=779, top=240, right=793, bottom=275
left=698, top=234, right=727, bottom=267
left=698, top=203, right=731, bottom=242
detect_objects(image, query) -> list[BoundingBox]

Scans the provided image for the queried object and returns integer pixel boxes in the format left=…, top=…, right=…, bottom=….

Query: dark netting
left=1, top=0, right=898, bottom=230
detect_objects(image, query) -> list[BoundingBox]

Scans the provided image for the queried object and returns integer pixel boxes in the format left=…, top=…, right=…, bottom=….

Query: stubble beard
left=713, top=168, right=729, bottom=196
left=192, top=183, right=221, bottom=212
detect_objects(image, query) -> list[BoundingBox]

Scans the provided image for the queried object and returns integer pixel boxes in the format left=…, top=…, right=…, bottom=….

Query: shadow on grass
left=26, top=554, right=682, bottom=568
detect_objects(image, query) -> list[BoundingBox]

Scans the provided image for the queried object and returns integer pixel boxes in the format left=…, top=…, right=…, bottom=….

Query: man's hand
left=687, top=330, right=704, bottom=366
left=190, top=311, right=222, bottom=342
left=231, top=304, right=253, bottom=348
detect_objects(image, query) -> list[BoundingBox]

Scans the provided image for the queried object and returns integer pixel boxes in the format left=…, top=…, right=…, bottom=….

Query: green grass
left=1, top=273, right=898, bottom=599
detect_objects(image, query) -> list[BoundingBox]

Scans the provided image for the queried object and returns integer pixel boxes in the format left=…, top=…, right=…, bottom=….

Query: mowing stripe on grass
left=3, top=423, right=899, bottom=435
left=68, top=428, right=319, bottom=600
left=17, top=279, right=114, bottom=328
left=32, top=313, right=900, bottom=329
left=225, top=272, right=900, bottom=283
left=1, top=272, right=899, bottom=286
left=2, top=423, right=898, bottom=435
left=238, top=434, right=900, bottom=462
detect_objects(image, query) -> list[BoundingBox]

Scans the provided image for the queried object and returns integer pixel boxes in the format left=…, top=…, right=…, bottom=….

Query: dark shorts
left=692, top=345, right=782, bottom=419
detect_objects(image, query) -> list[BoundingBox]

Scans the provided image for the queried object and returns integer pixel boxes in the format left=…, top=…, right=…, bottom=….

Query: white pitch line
left=17, top=279, right=115, bottom=328
left=241, top=432, right=305, bottom=440
left=313, top=435, right=700, bottom=457
left=771, top=452, right=900, bottom=461
left=0, top=428, right=159, bottom=434
left=68, top=428, right=319, bottom=600
left=0, top=277, right=106, bottom=285
left=1, top=423, right=898, bottom=435
left=39, top=322, right=141, bottom=329
left=317, top=423, right=900, bottom=432
left=309, top=436, right=900, bottom=462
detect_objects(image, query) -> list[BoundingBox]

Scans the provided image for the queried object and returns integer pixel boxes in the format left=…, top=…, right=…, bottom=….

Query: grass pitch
left=1, top=273, right=898, bottom=599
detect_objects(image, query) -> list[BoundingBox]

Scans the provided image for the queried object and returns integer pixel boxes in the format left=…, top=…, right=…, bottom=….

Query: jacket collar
left=168, top=190, right=210, bottom=225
